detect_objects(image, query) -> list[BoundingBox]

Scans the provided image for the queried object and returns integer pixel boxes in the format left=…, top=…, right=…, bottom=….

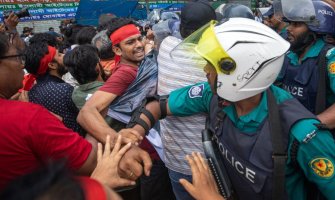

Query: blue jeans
left=168, top=169, right=195, bottom=200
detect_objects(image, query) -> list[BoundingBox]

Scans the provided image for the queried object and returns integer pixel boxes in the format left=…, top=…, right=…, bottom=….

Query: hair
left=29, top=33, right=58, bottom=47
left=63, top=24, right=85, bottom=45
left=91, top=30, right=114, bottom=59
left=76, top=26, right=97, bottom=45
left=0, top=162, right=85, bottom=200
left=24, top=42, right=50, bottom=75
left=0, top=34, right=10, bottom=58
left=106, top=17, right=135, bottom=39
left=63, top=44, right=100, bottom=85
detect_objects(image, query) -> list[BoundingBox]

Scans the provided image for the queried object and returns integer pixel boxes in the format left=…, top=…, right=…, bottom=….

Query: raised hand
left=91, top=135, right=136, bottom=188
left=180, top=152, right=225, bottom=200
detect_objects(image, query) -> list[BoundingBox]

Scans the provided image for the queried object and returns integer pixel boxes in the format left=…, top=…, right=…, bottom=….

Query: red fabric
left=109, top=24, right=140, bottom=65
left=19, top=73, right=35, bottom=92
left=0, top=99, right=92, bottom=190
left=77, top=177, right=107, bottom=200
left=140, top=137, right=160, bottom=161
left=99, top=63, right=138, bottom=96
left=110, top=24, right=140, bottom=45
left=23, top=46, right=56, bottom=91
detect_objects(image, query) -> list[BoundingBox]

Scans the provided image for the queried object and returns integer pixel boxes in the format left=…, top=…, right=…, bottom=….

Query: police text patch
left=309, top=158, right=334, bottom=178
left=188, top=84, right=204, bottom=98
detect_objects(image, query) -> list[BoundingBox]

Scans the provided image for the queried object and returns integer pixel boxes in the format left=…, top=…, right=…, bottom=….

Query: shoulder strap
left=315, top=44, right=334, bottom=114
left=266, top=90, right=287, bottom=200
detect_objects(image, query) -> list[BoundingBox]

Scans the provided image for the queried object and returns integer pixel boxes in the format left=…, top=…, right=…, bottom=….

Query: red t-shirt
left=99, top=63, right=160, bottom=160
left=99, top=63, right=138, bottom=96
left=0, top=99, right=92, bottom=190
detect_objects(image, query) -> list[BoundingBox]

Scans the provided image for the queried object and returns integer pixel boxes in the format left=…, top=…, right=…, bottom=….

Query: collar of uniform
left=279, top=25, right=288, bottom=35
left=223, top=92, right=268, bottom=134
left=287, top=38, right=325, bottom=66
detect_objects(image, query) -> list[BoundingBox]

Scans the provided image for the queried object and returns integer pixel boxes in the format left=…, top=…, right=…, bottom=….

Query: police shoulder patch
left=309, top=157, right=334, bottom=178
left=328, top=62, right=335, bottom=74
left=188, top=84, right=204, bottom=98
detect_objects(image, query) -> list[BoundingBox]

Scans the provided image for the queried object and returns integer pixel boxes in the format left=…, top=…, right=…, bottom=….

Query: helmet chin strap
left=290, top=30, right=316, bottom=56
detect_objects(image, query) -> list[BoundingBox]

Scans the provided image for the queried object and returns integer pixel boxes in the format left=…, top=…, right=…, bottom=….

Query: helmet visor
left=170, top=20, right=234, bottom=75
left=273, top=0, right=318, bottom=25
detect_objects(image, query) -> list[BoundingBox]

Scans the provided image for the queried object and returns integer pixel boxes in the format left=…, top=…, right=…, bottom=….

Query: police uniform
left=168, top=82, right=335, bottom=200
left=277, top=38, right=335, bottom=113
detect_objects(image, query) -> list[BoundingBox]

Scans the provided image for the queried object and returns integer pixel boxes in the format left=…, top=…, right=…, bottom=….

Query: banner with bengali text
left=0, top=0, right=78, bottom=21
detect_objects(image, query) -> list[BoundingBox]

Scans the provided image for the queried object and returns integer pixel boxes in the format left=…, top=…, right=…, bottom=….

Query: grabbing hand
left=4, top=12, right=19, bottom=30
left=91, top=135, right=136, bottom=188
left=118, top=145, right=152, bottom=181
left=180, top=152, right=225, bottom=200
left=118, top=128, right=143, bottom=145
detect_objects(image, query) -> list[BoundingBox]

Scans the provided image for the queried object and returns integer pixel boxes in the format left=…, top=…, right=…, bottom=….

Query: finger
left=121, top=136, right=136, bottom=145
left=192, top=152, right=204, bottom=173
left=113, top=178, right=136, bottom=188
left=97, top=143, right=103, bottom=162
left=196, top=152, right=208, bottom=172
left=111, top=135, right=122, bottom=157
left=179, top=179, right=196, bottom=198
left=104, top=135, right=111, bottom=157
left=114, top=142, right=132, bottom=161
left=187, top=154, right=200, bottom=179
left=138, top=150, right=152, bottom=176
left=125, top=129, right=143, bottom=140
left=127, top=164, right=142, bottom=181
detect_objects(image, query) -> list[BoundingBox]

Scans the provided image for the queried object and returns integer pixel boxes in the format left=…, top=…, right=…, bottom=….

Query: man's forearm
left=78, top=106, right=117, bottom=144
left=317, top=103, right=335, bottom=129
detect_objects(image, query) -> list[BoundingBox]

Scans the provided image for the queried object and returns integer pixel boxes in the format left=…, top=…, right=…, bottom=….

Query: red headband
left=38, top=45, right=57, bottom=76
left=77, top=177, right=107, bottom=200
left=110, top=24, right=140, bottom=45
left=20, top=46, right=57, bottom=91
left=110, top=24, right=140, bottom=65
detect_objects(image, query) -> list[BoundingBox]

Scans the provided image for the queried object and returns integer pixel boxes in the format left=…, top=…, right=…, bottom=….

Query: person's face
left=0, top=45, right=24, bottom=98
left=203, top=63, right=218, bottom=95
left=52, top=50, right=67, bottom=76
left=287, top=22, right=309, bottom=46
left=116, top=34, right=145, bottom=65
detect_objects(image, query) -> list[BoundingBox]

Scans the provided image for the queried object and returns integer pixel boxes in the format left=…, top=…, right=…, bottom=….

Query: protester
left=2, top=12, right=25, bottom=51
left=0, top=33, right=97, bottom=190
left=0, top=135, right=133, bottom=200
left=77, top=17, right=175, bottom=200
left=122, top=18, right=335, bottom=199
left=76, top=26, right=97, bottom=45
left=25, top=42, right=83, bottom=134
left=63, top=44, right=105, bottom=109
left=92, top=30, right=115, bottom=78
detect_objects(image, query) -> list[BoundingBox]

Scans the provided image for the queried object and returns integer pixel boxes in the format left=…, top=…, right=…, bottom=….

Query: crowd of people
left=0, top=0, right=335, bottom=199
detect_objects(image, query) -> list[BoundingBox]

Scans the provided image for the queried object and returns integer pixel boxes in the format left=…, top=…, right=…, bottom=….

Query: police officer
left=118, top=18, right=335, bottom=200
left=277, top=1, right=335, bottom=129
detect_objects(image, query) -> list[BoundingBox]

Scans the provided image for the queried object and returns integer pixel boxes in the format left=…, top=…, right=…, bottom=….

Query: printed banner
left=0, top=12, right=76, bottom=22
left=0, top=2, right=79, bottom=10
left=0, top=7, right=77, bottom=16
left=0, top=0, right=79, bottom=4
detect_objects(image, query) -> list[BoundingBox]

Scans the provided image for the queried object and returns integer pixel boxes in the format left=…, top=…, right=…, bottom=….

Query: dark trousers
left=140, top=159, right=176, bottom=200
